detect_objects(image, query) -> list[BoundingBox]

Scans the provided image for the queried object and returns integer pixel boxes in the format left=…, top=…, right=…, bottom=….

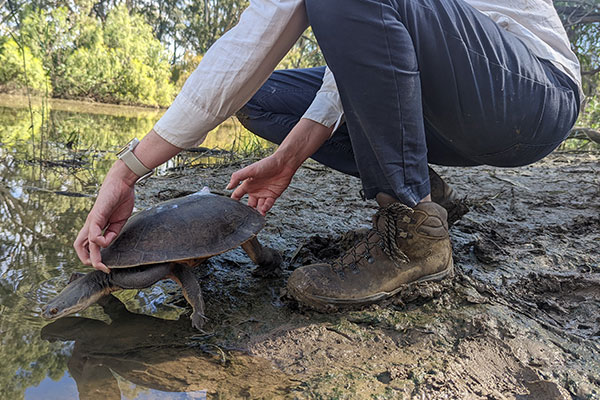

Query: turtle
left=41, top=190, right=281, bottom=330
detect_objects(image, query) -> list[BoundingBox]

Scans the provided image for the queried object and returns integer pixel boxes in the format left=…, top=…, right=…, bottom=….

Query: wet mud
left=48, top=151, right=599, bottom=399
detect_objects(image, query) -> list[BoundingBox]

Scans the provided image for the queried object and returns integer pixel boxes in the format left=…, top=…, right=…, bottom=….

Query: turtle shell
left=100, top=192, right=264, bottom=268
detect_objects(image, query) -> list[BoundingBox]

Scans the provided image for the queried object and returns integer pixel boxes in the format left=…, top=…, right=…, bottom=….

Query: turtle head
left=42, top=271, right=110, bottom=320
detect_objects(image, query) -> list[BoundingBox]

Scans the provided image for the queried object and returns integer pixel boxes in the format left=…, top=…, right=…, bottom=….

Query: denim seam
left=464, top=45, right=574, bottom=92
left=380, top=1, right=413, bottom=198
left=474, top=138, right=565, bottom=158
left=254, top=88, right=317, bottom=106
left=399, top=0, right=573, bottom=92
left=472, top=140, right=564, bottom=166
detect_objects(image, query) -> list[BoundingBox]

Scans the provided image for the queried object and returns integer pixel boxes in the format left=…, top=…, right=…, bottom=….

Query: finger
left=89, top=240, right=110, bottom=273
left=257, top=198, right=266, bottom=213
left=88, top=220, right=105, bottom=247
left=88, top=222, right=110, bottom=273
left=226, top=175, right=240, bottom=190
left=231, top=181, right=250, bottom=200
left=247, top=195, right=258, bottom=209
left=74, top=226, right=92, bottom=265
left=261, top=197, right=276, bottom=215
left=103, top=230, right=118, bottom=245
left=97, top=220, right=127, bottom=247
left=227, top=166, right=253, bottom=190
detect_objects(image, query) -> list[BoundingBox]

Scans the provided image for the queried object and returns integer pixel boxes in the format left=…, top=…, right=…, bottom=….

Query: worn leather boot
left=287, top=194, right=453, bottom=310
left=428, top=167, right=468, bottom=226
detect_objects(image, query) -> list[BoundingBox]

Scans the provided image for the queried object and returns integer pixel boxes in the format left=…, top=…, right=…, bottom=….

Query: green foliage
left=181, top=0, right=249, bottom=54
left=277, top=28, right=325, bottom=70
left=0, top=37, right=49, bottom=93
left=58, top=5, right=175, bottom=106
left=577, top=96, right=600, bottom=129
left=0, top=0, right=597, bottom=118
left=554, top=1, right=600, bottom=99
left=172, top=51, right=204, bottom=88
left=2, top=4, right=175, bottom=106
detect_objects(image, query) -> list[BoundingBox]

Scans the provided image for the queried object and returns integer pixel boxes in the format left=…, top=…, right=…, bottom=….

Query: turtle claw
left=191, top=312, right=208, bottom=331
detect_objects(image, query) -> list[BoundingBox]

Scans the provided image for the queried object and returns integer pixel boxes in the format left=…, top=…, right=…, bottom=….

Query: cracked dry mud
left=132, top=151, right=599, bottom=399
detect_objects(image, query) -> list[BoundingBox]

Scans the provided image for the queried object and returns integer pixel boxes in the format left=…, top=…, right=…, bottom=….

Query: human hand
left=74, top=162, right=137, bottom=273
left=73, top=131, right=182, bottom=273
left=226, top=154, right=296, bottom=215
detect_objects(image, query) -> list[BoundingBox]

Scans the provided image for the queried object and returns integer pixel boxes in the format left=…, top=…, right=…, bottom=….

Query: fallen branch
left=568, top=127, right=600, bottom=144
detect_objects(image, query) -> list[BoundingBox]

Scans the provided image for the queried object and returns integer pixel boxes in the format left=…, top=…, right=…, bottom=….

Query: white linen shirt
left=154, top=0, right=581, bottom=148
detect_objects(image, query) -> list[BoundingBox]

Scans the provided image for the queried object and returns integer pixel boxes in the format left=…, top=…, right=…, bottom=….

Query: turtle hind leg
left=168, top=264, right=206, bottom=331
left=241, top=237, right=283, bottom=277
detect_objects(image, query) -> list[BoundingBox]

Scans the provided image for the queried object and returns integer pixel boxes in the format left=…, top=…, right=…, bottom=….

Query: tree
left=1, top=3, right=176, bottom=106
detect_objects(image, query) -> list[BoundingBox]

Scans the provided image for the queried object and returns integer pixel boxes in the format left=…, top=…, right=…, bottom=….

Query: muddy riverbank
left=125, top=150, right=599, bottom=399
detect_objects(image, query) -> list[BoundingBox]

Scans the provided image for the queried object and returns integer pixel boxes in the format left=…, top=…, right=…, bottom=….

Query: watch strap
left=118, top=139, right=152, bottom=177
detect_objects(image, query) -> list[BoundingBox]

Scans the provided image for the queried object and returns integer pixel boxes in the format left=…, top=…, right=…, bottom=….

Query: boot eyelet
left=367, top=256, right=375, bottom=264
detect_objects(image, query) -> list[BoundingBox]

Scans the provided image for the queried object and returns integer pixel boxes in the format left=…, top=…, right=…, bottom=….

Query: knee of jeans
left=234, top=107, right=250, bottom=128
left=235, top=89, right=266, bottom=125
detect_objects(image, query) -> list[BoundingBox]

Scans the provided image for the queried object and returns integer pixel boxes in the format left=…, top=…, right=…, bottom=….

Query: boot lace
left=332, top=203, right=413, bottom=273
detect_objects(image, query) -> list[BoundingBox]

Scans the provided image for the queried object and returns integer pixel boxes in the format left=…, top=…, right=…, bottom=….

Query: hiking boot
left=287, top=194, right=453, bottom=310
left=428, top=167, right=468, bottom=226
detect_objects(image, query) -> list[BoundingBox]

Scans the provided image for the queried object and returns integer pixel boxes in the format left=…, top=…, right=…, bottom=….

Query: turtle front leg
left=241, top=237, right=282, bottom=276
left=168, top=264, right=206, bottom=331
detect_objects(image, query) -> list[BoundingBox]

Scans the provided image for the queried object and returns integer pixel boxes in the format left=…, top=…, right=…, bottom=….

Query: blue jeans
left=236, top=0, right=580, bottom=206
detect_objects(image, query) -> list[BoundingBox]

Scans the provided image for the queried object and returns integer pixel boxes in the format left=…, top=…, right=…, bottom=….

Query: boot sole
left=288, top=259, right=454, bottom=312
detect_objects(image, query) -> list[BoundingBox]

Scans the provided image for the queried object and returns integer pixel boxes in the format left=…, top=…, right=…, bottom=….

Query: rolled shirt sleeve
left=154, top=0, right=308, bottom=148
left=301, top=66, right=345, bottom=132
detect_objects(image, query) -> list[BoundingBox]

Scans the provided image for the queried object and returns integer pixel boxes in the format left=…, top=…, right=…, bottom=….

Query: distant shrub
left=10, top=5, right=174, bottom=107
left=172, top=51, right=203, bottom=89
left=0, top=38, right=49, bottom=94
left=578, top=96, right=600, bottom=130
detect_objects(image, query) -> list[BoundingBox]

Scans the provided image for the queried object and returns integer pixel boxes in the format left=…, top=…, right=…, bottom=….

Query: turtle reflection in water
left=41, top=295, right=295, bottom=398
left=42, top=191, right=281, bottom=330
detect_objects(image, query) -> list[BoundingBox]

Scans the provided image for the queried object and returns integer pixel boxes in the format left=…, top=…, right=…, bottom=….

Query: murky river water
left=0, top=95, right=282, bottom=399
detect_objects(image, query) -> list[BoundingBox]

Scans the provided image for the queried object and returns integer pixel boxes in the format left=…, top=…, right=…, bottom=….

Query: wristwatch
left=117, top=138, right=153, bottom=181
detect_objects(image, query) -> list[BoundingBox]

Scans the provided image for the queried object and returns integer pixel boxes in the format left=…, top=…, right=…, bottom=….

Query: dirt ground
left=132, top=150, right=600, bottom=399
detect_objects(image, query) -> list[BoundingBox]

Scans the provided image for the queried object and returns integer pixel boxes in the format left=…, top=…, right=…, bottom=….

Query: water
left=0, top=95, right=285, bottom=400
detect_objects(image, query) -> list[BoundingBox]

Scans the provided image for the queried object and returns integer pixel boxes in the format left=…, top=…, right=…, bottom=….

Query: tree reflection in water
left=0, top=101, right=158, bottom=399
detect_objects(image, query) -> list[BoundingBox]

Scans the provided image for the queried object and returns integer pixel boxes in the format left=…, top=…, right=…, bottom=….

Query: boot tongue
left=371, top=195, right=412, bottom=265
left=373, top=194, right=414, bottom=234
left=373, top=193, right=400, bottom=229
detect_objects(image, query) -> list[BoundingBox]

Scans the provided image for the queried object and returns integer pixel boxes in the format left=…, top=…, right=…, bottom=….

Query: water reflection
left=0, top=96, right=274, bottom=399
left=40, top=295, right=294, bottom=399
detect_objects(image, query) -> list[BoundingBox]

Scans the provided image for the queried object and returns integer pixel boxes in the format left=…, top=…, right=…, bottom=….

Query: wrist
left=274, top=118, right=333, bottom=170
left=274, top=146, right=306, bottom=172
left=111, top=159, right=140, bottom=187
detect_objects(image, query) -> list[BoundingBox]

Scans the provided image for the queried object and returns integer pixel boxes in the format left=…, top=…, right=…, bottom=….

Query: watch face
left=117, top=138, right=139, bottom=156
